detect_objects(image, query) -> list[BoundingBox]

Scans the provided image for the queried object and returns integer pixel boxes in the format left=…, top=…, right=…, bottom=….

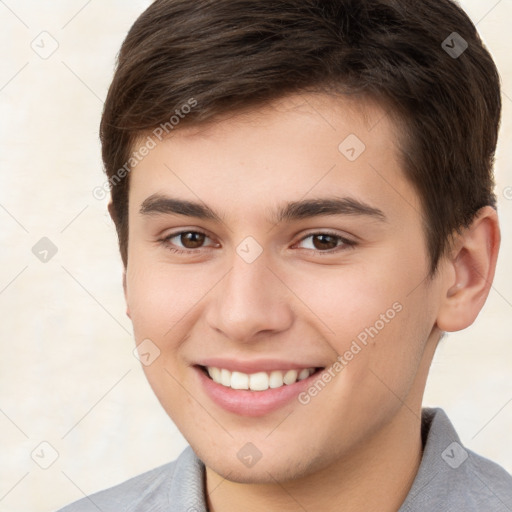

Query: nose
left=205, top=252, right=293, bottom=343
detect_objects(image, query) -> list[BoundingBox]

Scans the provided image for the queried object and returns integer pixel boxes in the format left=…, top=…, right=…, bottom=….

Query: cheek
left=282, top=253, right=433, bottom=390
left=343, top=282, right=436, bottom=411
left=126, top=264, right=195, bottom=423
left=281, top=261, right=411, bottom=342
left=126, top=261, right=206, bottom=339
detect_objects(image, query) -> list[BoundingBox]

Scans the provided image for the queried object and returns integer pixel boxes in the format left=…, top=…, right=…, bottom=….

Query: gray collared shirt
left=57, top=408, right=512, bottom=511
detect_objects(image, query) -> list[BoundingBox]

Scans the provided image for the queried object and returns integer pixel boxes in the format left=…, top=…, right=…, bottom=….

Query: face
left=124, top=93, right=445, bottom=483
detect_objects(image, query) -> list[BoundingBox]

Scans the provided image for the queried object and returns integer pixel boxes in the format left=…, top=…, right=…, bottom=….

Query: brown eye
left=310, top=234, right=339, bottom=250
left=296, top=232, right=356, bottom=254
left=178, top=231, right=206, bottom=249
left=159, top=230, right=216, bottom=254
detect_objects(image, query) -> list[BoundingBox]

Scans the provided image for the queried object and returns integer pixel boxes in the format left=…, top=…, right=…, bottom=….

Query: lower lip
left=194, top=366, right=324, bottom=417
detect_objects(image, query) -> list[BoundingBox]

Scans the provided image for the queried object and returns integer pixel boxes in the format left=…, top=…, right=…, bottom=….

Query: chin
left=202, top=448, right=323, bottom=485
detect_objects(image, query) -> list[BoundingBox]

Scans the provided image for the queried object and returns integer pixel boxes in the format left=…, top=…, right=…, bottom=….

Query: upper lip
left=195, top=357, right=325, bottom=374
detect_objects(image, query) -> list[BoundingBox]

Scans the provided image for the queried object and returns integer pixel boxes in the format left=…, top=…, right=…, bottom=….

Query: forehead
left=127, top=92, right=420, bottom=224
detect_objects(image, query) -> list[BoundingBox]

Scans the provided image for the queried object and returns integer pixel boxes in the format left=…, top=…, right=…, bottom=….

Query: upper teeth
left=206, top=366, right=316, bottom=391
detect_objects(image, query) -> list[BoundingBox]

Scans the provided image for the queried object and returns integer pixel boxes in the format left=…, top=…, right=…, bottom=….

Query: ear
left=436, top=206, right=500, bottom=332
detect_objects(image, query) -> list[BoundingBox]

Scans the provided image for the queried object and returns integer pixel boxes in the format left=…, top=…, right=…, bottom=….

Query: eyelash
left=158, top=230, right=357, bottom=256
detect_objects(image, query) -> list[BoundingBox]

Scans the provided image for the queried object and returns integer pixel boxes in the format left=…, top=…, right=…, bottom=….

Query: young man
left=59, top=0, right=512, bottom=510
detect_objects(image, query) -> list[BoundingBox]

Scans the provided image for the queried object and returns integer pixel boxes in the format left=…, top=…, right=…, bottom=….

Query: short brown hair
left=100, top=0, right=501, bottom=275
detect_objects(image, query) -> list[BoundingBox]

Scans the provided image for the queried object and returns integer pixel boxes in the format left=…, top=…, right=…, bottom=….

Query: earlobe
left=436, top=206, right=500, bottom=332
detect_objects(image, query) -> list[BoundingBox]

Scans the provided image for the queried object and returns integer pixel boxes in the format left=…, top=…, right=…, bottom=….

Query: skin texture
left=116, top=93, right=500, bottom=511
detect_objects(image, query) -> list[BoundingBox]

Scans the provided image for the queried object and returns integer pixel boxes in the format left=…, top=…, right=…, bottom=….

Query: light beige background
left=0, top=1, right=510, bottom=511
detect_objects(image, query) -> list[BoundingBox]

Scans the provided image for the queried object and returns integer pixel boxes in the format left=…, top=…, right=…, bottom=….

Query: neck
left=205, top=405, right=424, bottom=512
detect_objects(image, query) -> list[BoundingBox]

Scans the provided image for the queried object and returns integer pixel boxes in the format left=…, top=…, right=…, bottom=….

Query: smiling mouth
left=197, top=365, right=325, bottom=391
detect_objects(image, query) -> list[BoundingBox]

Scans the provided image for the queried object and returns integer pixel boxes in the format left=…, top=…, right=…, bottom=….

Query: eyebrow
left=139, top=193, right=387, bottom=224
